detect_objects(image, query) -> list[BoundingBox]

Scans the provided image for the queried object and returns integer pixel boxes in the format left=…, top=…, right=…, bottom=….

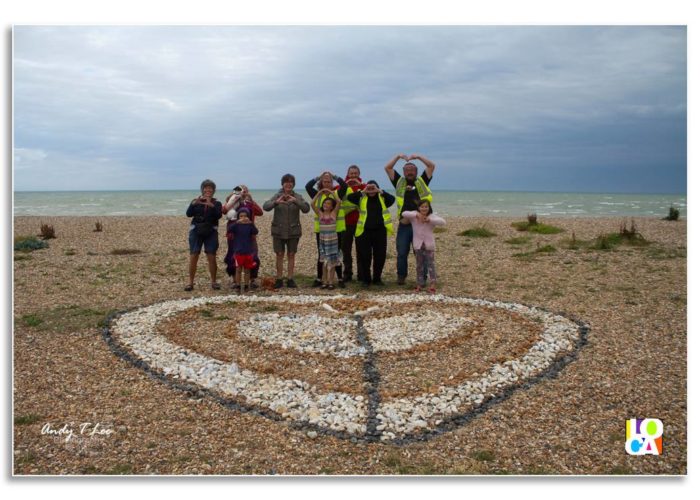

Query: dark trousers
left=356, top=227, right=387, bottom=284
left=316, top=232, right=343, bottom=281
left=342, top=225, right=358, bottom=280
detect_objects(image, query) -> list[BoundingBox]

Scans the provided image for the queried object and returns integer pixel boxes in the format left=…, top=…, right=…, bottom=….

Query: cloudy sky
left=13, top=26, right=686, bottom=193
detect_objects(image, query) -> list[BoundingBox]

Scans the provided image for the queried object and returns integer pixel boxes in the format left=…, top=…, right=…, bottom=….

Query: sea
left=13, top=190, right=687, bottom=218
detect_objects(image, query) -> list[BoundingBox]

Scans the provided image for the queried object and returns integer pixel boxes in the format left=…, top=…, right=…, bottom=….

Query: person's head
left=418, top=199, right=433, bottom=215
left=402, top=162, right=418, bottom=181
left=237, top=207, right=251, bottom=221
left=366, top=180, right=380, bottom=196
left=200, top=179, right=216, bottom=196
left=346, top=165, right=361, bottom=180
left=281, top=173, right=295, bottom=193
left=322, top=197, right=337, bottom=212
left=318, top=171, right=334, bottom=190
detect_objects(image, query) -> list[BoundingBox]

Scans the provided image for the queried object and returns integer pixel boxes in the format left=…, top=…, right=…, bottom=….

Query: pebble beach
left=13, top=214, right=687, bottom=475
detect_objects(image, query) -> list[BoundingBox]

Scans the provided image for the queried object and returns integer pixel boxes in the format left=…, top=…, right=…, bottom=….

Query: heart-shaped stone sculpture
left=104, top=294, right=588, bottom=443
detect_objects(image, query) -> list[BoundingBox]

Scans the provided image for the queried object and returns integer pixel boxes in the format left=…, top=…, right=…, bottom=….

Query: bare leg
left=235, top=266, right=242, bottom=292
left=188, top=253, right=199, bottom=286
left=206, top=253, right=218, bottom=284
left=328, top=263, right=336, bottom=286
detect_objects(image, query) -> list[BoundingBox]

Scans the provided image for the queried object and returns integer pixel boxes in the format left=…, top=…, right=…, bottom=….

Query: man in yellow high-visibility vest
left=384, top=153, right=436, bottom=285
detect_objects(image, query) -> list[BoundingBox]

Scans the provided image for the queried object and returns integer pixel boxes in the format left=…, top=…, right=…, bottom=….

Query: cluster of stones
left=237, top=309, right=472, bottom=356
left=108, top=294, right=583, bottom=442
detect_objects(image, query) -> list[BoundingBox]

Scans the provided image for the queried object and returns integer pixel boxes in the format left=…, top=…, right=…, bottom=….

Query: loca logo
left=625, top=418, right=663, bottom=455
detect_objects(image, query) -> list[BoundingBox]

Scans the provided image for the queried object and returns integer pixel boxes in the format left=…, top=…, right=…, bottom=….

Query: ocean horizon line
left=13, top=188, right=688, bottom=196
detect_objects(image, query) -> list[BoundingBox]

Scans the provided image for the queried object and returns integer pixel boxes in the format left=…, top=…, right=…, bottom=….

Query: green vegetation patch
left=19, top=314, right=43, bottom=327
left=511, top=221, right=564, bottom=234
left=15, top=414, right=41, bottom=425
left=536, top=244, right=557, bottom=253
left=470, top=449, right=496, bottom=462
left=14, top=236, right=49, bottom=252
left=19, top=305, right=115, bottom=332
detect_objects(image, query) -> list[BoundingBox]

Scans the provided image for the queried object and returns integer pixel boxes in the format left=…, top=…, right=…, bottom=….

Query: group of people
left=184, top=154, right=445, bottom=294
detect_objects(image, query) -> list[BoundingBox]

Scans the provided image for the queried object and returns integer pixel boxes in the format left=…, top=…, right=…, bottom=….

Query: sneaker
left=286, top=279, right=297, bottom=288
left=273, top=279, right=284, bottom=289
left=327, top=284, right=335, bottom=290
left=415, top=285, right=423, bottom=292
left=428, top=286, right=436, bottom=294
left=397, top=276, right=406, bottom=285
left=337, top=280, right=345, bottom=288
left=343, top=275, right=353, bottom=283
left=184, top=284, right=194, bottom=292
left=250, top=281, right=259, bottom=289
left=373, top=280, right=386, bottom=286
left=211, top=282, right=221, bottom=290
left=312, top=279, right=323, bottom=288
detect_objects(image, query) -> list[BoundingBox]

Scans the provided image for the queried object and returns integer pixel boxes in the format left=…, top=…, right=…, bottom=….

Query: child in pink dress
left=401, top=200, right=446, bottom=293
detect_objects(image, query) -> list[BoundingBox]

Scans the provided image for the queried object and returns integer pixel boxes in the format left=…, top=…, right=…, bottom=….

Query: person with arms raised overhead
left=383, top=153, right=435, bottom=285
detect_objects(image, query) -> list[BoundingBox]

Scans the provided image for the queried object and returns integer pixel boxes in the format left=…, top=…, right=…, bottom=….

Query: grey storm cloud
left=13, top=26, right=686, bottom=192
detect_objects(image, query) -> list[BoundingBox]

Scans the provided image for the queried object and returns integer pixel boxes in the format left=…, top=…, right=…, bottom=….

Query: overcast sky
left=13, top=25, right=686, bottom=193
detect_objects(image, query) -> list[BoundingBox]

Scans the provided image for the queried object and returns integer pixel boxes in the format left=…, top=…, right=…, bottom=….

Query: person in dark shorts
left=263, top=173, right=310, bottom=289
left=185, top=179, right=223, bottom=291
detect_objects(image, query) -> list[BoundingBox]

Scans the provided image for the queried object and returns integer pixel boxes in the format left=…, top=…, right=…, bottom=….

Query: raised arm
left=305, top=177, right=319, bottom=198
left=331, top=190, right=342, bottom=217
left=408, top=154, right=436, bottom=180
left=311, top=190, right=323, bottom=216
left=384, top=154, right=406, bottom=182
left=334, top=175, right=348, bottom=196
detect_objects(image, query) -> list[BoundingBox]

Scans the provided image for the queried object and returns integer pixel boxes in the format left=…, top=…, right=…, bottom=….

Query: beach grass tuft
left=94, top=220, right=103, bottom=232
left=511, top=220, right=564, bottom=234
left=39, top=223, right=56, bottom=239
left=663, top=206, right=680, bottom=221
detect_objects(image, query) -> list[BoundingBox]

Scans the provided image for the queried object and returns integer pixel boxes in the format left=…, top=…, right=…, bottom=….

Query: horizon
left=13, top=188, right=687, bottom=196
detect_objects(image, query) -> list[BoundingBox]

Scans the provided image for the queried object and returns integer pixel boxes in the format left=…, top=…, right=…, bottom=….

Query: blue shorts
left=189, top=226, right=219, bottom=255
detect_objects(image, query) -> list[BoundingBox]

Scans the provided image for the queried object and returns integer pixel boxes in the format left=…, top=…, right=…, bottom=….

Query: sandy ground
left=12, top=215, right=686, bottom=475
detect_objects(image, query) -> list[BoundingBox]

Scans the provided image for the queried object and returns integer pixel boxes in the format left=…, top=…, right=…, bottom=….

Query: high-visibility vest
left=313, top=192, right=346, bottom=233
left=354, top=194, right=394, bottom=237
left=395, top=176, right=432, bottom=214
left=340, top=186, right=358, bottom=214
